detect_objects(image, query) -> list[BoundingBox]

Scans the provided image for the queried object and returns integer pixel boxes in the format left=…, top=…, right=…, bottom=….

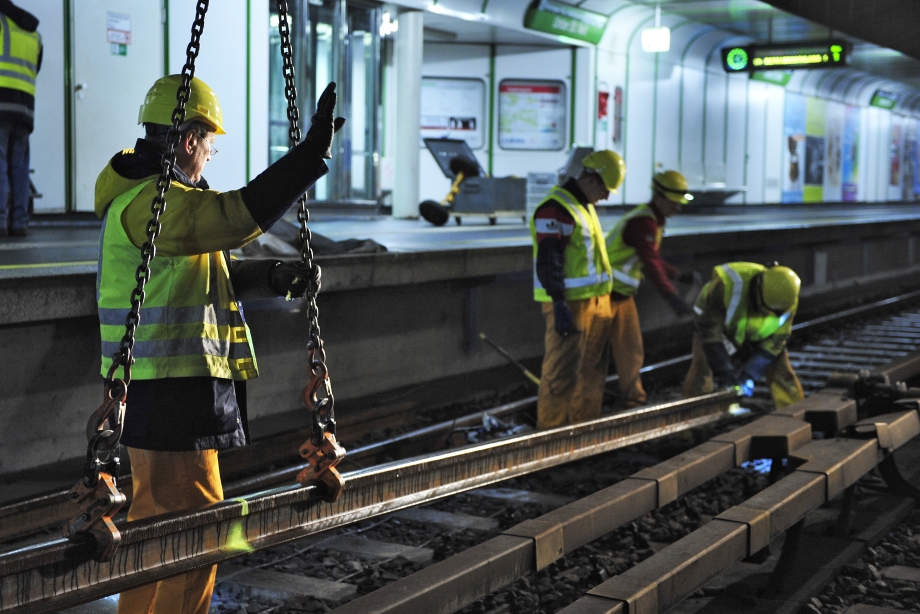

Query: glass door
left=269, top=0, right=380, bottom=205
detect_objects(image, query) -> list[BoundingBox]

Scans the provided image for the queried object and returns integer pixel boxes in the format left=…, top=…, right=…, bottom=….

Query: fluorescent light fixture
left=427, top=2, right=487, bottom=22
left=380, top=12, right=398, bottom=37
left=641, top=26, right=670, bottom=52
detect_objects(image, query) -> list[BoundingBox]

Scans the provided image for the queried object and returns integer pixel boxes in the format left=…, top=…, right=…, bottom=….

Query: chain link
left=276, top=0, right=333, bottom=438
left=106, top=1, right=210, bottom=386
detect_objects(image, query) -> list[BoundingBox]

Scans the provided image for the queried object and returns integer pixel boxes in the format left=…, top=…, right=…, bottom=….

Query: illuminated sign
left=870, top=89, right=899, bottom=110
left=721, top=41, right=850, bottom=73
left=523, top=0, right=608, bottom=45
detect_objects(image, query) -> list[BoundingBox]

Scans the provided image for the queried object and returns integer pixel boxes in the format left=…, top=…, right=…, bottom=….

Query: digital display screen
left=721, top=41, right=850, bottom=73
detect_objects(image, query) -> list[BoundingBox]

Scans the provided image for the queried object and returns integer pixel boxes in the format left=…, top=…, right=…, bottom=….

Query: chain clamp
left=276, top=0, right=347, bottom=502
left=62, top=381, right=128, bottom=561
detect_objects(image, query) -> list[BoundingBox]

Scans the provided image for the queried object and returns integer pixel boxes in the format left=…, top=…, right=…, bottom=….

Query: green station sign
left=869, top=89, right=899, bottom=110
left=721, top=41, right=850, bottom=73
left=523, top=0, right=608, bottom=45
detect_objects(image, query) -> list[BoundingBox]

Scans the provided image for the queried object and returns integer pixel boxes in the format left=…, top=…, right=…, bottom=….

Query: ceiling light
left=641, top=5, right=669, bottom=53
left=427, top=2, right=487, bottom=22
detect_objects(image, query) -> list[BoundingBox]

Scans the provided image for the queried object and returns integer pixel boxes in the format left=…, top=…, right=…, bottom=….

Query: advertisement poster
left=890, top=119, right=902, bottom=187
left=595, top=84, right=609, bottom=148
left=841, top=105, right=860, bottom=201
left=420, top=78, right=486, bottom=149
left=823, top=101, right=843, bottom=201
left=804, top=97, right=826, bottom=202
left=903, top=118, right=919, bottom=201
left=498, top=80, right=566, bottom=150
left=782, top=93, right=805, bottom=203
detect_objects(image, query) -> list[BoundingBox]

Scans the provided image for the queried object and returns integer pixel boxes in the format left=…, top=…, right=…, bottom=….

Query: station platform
left=3, top=202, right=920, bottom=477
left=2, top=203, right=920, bottom=271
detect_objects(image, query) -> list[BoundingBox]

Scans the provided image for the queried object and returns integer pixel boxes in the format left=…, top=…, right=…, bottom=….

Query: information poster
left=903, top=118, right=919, bottom=201
left=782, top=93, right=805, bottom=202
left=420, top=78, right=486, bottom=149
left=498, top=80, right=566, bottom=150
left=890, top=119, right=902, bottom=188
left=804, top=97, right=826, bottom=202
left=823, top=101, right=843, bottom=201
left=841, top=105, right=860, bottom=201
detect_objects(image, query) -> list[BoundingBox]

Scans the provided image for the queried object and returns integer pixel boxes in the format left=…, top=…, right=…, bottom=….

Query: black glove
left=677, top=271, right=697, bottom=284
left=741, top=348, right=775, bottom=383
left=552, top=300, right=577, bottom=338
left=304, top=82, right=347, bottom=159
left=702, top=341, right=734, bottom=380
left=269, top=261, right=321, bottom=300
left=667, top=294, right=693, bottom=317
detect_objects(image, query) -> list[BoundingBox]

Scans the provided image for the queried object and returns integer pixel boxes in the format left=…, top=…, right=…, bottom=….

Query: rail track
left=3, top=293, right=920, bottom=613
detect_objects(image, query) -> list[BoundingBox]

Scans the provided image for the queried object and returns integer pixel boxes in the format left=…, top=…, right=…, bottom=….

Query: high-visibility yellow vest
left=701, top=262, right=797, bottom=347
left=97, top=180, right=258, bottom=381
left=0, top=14, right=38, bottom=96
left=529, top=185, right=612, bottom=302
left=605, top=204, right=661, bottom=296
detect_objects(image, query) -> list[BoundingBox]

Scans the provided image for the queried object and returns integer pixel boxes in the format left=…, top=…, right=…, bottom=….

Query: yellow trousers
left=117, top=448, right=223, bottom=614
left=608, top=296, right=647, bottom=409
left=537, top=294, right=612, bottom=428
left=681, top=333, right=805, bottom=409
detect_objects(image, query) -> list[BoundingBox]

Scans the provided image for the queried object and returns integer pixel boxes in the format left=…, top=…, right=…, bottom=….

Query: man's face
left=651, top=192, right=682, bottom=217
left=176, top=130, right=215, bottom=184
left=582, top=172, right=610, bottom=204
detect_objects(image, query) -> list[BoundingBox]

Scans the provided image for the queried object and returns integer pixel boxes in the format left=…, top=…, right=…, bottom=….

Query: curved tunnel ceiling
left=396, top=0, right=920, bottom=112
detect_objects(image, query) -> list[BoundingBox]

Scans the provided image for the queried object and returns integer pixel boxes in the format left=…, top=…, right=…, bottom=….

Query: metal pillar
left=393, top=9, right=423, bottom=218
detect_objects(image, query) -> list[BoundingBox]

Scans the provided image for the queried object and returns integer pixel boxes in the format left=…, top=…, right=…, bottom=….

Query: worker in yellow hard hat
left=603, top=170, right=694, bottom=409
left=98, top=75, right=344, bottom=614
left=529, top=149, right=624, bottom=428
left=682, top=262, right=805, bottom=408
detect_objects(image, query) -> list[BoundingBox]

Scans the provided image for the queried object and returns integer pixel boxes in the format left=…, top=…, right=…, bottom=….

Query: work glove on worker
left=667, top=294, right=694, bottom=317
left=270, top=261, right=322, bottom=300
left=735, top=349, right=775, bottom=398
left=552, top=300, right=578, bottom=338
left=305, top=82, right=347, bottom=159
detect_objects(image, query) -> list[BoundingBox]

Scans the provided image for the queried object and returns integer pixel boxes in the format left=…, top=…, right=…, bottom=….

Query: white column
left=392, top=9, right=423, bottom=218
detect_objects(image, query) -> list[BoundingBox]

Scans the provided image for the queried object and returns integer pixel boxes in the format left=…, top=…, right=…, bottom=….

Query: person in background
left=682, top=262, right=804, bottom=408
left=97, top=75, right=343, bottom=614
left=529, top=150, right=625, bottom=428
left=0, top=0, right=40, bottom=237
left=604, top=170, right=694, bottom=409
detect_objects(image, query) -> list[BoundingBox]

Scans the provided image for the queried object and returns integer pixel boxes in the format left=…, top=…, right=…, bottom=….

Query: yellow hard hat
left=652, top=170, right=693, bottom=204
left=760, top=265, right=800, bottom=313
left=138, top=75, right=225, bottom=135
left=582, top=150, right=626, bottom=192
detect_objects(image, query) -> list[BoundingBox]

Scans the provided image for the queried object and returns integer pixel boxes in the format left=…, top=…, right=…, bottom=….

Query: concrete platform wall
left=2, top=221, right=920, bottom=474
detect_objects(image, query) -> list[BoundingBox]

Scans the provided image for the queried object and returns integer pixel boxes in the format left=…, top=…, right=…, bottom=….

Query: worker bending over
left=96, top=75, right=343, bottom=614
left=529, top=150, right=625, bottom=428
left=682, top=262, right=805, bottom=408
left=604, top=170, right=694, bottom=409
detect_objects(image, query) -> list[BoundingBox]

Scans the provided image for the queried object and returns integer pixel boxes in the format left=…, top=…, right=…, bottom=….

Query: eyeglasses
left=207, top=144, right=218, bottom=156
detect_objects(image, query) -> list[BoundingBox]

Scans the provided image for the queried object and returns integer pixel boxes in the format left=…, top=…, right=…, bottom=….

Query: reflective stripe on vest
left=715, top=263, right=792, bottom=347
left=605, top=204, right=660, bottom=296
left=0, top=14, right=38, bottom=96
left=529, top=186, right=612, bottom=302
left=97, top=180, right=258, bottom=381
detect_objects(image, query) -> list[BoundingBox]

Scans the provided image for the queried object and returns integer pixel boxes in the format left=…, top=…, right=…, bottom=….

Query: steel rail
left=5, top=292, right=920, bottom=544
left=0, top=391, right=737, bottom=613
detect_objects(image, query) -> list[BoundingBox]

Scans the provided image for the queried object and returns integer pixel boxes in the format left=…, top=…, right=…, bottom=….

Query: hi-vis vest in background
left=605, top=204, right=660, bottom=296
left=97, top=180, right=258, bottom=381
left=0, top=13, right=38, bottom=98
left=703, top=262, right=796, bottom=347
left=529, top=185, right=612, bottom=302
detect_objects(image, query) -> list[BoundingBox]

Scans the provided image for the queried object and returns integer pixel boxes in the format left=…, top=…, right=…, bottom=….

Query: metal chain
left=105, top=1, right=210, bottom=386
left=276, top=0, right=333, bottom=438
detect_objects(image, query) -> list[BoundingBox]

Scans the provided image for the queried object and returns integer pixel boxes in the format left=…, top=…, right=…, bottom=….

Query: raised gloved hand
left=667, top=294, right=693, bottom=317
left=304, top=82, right=347, bottom=159
left=269, top=261, right=322, bottom=300
left=552, top=300, right=577, bottom=338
